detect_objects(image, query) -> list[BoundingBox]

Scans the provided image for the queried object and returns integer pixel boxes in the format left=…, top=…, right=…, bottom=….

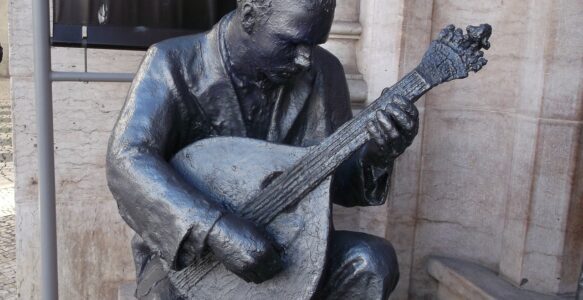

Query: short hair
left=236, top=0, right=272, bottom=11
left=237, top=0, right=335, bottom=13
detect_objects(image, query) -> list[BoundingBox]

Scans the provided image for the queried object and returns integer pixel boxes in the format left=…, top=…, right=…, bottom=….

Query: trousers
left=133, top=230, right=399, bottom=300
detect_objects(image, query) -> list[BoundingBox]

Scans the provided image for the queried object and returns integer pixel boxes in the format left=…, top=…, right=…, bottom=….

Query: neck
left=223, top=14, right=264, bottom=85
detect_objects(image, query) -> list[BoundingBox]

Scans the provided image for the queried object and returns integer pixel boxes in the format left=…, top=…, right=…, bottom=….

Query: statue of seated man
left=107, top=0, right=419, bottom=298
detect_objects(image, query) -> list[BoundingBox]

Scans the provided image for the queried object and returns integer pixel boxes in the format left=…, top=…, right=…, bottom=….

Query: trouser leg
left=315, top=230, right=400, bottom=300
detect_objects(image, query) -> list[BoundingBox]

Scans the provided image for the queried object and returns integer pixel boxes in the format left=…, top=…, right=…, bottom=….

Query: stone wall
left=333, top=0, right=582, bottom=298
left=8, top=0, right=583, bottom=299
left=339, top=0, right=583, bottom=298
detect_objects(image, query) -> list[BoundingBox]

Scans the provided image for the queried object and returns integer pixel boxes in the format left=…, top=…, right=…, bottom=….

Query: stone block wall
left=367, top=0, right=583, bottom=298
left=8, top=0, right=583, bottom=299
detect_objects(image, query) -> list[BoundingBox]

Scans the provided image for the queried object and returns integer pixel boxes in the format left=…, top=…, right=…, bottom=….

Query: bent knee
left=353, top=238, right=398, bottom=280
left=334, top=231, right=400, bottom=285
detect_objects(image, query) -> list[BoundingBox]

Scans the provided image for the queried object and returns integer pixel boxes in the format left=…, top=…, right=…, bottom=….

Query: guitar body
left=169, top=137, right=331, bottom=300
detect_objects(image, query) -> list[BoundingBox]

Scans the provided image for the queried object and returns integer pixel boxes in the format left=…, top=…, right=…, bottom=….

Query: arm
left=106, top=46, right=223, bottom=270
left=107, top=45, right=282, bottom=281
left=333, top=93, right=420, bottom=207
left=319, top=51, right=417, bottom=207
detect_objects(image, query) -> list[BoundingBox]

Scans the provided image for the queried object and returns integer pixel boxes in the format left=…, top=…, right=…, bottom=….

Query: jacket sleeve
left=106, top=45, right=223, bottom=270
left=314, top=49, right=392, bottom=207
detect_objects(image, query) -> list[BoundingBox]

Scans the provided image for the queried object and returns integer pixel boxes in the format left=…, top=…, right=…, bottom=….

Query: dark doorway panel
left=52, top=0, right=237, bottom=50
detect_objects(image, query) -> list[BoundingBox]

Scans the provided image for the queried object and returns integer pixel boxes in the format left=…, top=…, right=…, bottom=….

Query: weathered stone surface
left=406, top=0, right=583, bottom=298
left=12, top=77, right=137, bottom=299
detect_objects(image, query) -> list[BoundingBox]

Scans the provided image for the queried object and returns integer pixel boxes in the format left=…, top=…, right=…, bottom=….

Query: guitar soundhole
left=261, top=171, right=284, bottom=189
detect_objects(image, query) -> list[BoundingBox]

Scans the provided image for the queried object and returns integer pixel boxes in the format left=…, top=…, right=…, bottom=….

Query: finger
left=390, top=96, right=419, bottom=119
left=377, top=111, right=410, bottom=157
left=376, top=110, right=400, bottom=140
left=384, top=105, right=414, bottom=133
left=367, top=121, right=385, bottom=148
left=391, top=99, right=420, bottom=135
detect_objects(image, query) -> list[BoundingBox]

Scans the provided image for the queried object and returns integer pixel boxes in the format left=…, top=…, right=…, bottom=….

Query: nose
left=294, top=44, right=312, bottom=70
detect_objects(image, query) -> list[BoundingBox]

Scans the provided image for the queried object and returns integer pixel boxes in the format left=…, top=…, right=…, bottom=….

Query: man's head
left=233, top=0, right=336, bottom=83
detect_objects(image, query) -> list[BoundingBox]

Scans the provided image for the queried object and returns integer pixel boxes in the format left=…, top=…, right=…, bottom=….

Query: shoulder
left=150, top=33, right=205, bottom=51
left=145, top=33, right=206, bottom=62
left=137, top=33, right=211, bottom=84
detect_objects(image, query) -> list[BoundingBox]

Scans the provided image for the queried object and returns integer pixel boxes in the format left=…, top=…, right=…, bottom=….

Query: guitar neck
left=239, top=69, right=432, bottom=225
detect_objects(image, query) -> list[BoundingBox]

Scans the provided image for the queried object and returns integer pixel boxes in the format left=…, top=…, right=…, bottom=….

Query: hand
left=363, top=95, right=419, bottom=167
left=207, top=214, right=283, bottom=283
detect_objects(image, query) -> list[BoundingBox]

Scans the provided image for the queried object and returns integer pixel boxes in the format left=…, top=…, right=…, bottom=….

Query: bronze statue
left=106, top=0, right=491, bottom=299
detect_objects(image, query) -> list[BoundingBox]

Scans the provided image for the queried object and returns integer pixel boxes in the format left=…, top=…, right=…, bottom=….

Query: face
left=245, top=1, right=335, bottom=83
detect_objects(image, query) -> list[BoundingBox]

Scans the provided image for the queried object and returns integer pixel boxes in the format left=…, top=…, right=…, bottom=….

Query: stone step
left=427, top=256, right=573, bottom=300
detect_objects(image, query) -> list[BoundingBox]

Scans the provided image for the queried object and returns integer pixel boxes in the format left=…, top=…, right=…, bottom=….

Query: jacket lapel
left=191, top=18, right=246, bottom=137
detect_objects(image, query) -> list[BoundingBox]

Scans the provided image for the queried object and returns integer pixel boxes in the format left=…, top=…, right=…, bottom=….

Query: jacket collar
left=194, top=13, right=315, bottom=141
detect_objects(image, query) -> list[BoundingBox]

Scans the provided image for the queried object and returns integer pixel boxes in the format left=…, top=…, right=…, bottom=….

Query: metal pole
left=52, top=71, right=134, bottom=82
left=32, top=0, right=59, bottom=298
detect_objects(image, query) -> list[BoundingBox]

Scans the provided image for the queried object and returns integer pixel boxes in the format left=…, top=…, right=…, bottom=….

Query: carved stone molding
left=324, top=19, right=366, bottom=106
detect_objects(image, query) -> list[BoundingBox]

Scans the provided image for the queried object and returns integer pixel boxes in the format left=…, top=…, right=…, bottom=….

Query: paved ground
left=0, top=79, right=15, bottom=299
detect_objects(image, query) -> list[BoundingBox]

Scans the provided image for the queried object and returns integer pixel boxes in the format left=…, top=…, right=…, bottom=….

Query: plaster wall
left=333, top=0, right=582, bottom=298
left=365, top=0, right=583, bottom=298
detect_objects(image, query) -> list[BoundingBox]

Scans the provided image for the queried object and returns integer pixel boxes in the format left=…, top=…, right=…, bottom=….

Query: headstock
left=417, top=24, right=492, bottom=86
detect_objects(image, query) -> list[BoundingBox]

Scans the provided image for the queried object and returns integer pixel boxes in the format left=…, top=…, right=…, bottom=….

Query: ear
left=240, top=3, right=256, bottom=34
